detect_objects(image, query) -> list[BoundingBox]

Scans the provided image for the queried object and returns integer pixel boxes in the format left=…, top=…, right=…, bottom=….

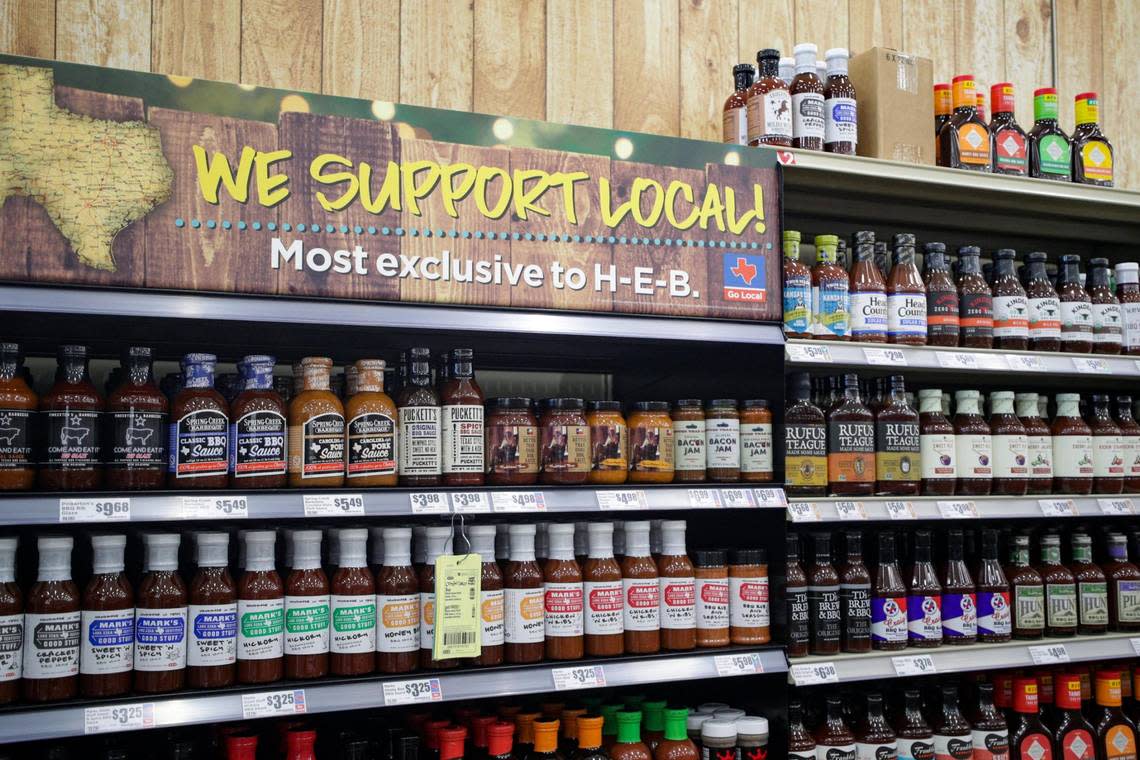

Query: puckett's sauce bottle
left=168, top=353, right=229, bottom=488
left=80, top=534, right=133, bottom=697
left=23, top=535, right=79, bottom=702
left=187, top=531, right=237, bottom=688
left=106, top=346, right=168, bottom=490
left=441, top=348, right=485, bottom=486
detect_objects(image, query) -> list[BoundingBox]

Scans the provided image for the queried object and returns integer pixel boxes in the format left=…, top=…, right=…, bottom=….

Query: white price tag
left=241, top=689, right=307, bottom=719
left=1008, top=355, right=1046, bottom=371
left=787, top=502, right=821, bottom=523
left=303, top=493, right=365, bottom=516
left=409, top=492, right=450, bottom=514
left=1099, top=498, right=1135, bottom=515
left=936, top=351, right=979, bottom=370
left=1038, top=499, right=1077, bottom=517
left=714, top=653, right=764, bottom=676
left=383, top=678, right=442, bottom=705
left=84, top=703, right=155, bottom=734
left=787, top=343, right=833, bottom=363
left=491, top=491, right=546, bottom=512
left=1072, top=357, right=1110, bottom=374
left=60, top=497, right=131, bottom=523
left=834, top=501, right=867, bottom=521
left=450, top=492, right=491, bottom=513
left=552, top=664, right=607, bottom=691
left=1131, top=638, right=1140, bottom=656
left=862, top=346, right=907, bottom=366
left=754, top=488, right=787, bottom=507
left=790, top=662, right=838, bottom=685
left=976, top=353, right=1010, bottom=370
left=884, top=500, right=917, bottom=520
left=687, top=489, right=722, bottom=508
left=1029, top=643, right=1069, bottom=665
left=180, top=495, right=248, bottom=519
left=892, top=654, right=937, bottom=677
left=937, top=500, right=978, bottom=519
left=719, top=489, right=757, bottom=508
left=596, top=490, right=649, bottom=510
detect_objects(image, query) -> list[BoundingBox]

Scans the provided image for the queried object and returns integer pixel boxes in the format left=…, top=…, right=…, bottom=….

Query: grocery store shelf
left=788, top=632, right=1140, bottom=686
left=0, top=647, right=786, bottom=742
left=787, top=494, right=1136, bottom=523
left=7, top=485, right=788, bottom=525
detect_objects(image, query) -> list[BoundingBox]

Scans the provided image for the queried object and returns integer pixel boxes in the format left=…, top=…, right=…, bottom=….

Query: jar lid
left=736, top=717, right=769, bottom=736
left=707, top=399, right=738, bottom=409
left=730, top=548, right=766, bottom=565
left=631, top=401, right=669, bottom=412
left=545, top=397, right=585, bottom=410
left=488, top=397, right=533, bottom=410
left=700, top=719, right=737, bottom=740
left=686, top=714, right=710, bottom=731
left=741, top=399, right=769, bottom=409
left=693, top=549, right=727, bottom=567
left=674, top=399, right=703, bottom=408
left=589, top=400, right=622, bottom=412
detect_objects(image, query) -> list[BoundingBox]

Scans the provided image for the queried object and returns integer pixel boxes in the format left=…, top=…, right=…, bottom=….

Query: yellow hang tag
left=433, top=552, right=482, bottom=659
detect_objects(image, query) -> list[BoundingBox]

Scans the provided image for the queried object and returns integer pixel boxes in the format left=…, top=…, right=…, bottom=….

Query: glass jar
left=627, top=402, right=674, bottom=483
left=671, top=400, right=706, bottom=483
left=740, top=400, right=774, bottom=482
left=587, top=401, right=628, bottom=485
left=540, top=399, right=590, bottom=485
left=486, top=398, right=539, bottom=486
left=705, top=400, right=741, bottom=482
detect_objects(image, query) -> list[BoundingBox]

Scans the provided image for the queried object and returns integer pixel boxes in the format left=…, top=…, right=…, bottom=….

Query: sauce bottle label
left=487, top=423, right=538, bottom=475
left=1117, top=581, right=1140, bottom=623
left=927, top=290, right=961, bottom=336
left=856, top=742, right=896, bottom=760
left=1080, top=141, right=1113, bottom=183
left=786, top=423, right=827, bottom=488
left=706, top=418, right=740, bottom=470
left=230, top=410, right=286, bottom=477
left=1017, top=734, right=1054, bottom=760
left=80, top=608, right=134, bottom=675
left=480, top=588, right=504, bottom=646
left=993, top=295, right=1029, bottom=337
left=23, top=611, right=80, bottom=679
left=504, top=587, right=545, bottom=643
left=419, top=591, right=436, bottom=649
left=1027, top=436, right=1053, bottom=479
left=543, top=582, right=584, bottom=637
left=876, top=420, right=920, bottom=482
left=1093, top=303, right=1123, bottom=342
left=841, top=582, right=871, bottom=643
left=955, top=123, right=991, bottom=165
left=0, top=409, right=32, bottom=470
left=729, top=576, right=768, bottom=628
left=791, top=91, right=825, bottom=141
left=784, top=272, right=812, bottom=334
left=660, top=577, right=696, bottom=629
left=808, top=583, right=841, bottom=644
left=169, top=409, right=228, bottom=478
left=941, top=593, right=977, bottom=638
left=955, top=434, right=992, bottom=478
left=187, top=603, right=237, bottom=666
left=134, top=607, right=188, bottom=671
left=296, top=412, right=346, bottom=478
left=0, top=614, right=22, bottom=681
left=1028, top=296, right=1062, bottom=338
left=747, top=89, right=792, bottom=142
left=871, top=595, right=908, bottom=643
left=346, top=412, right=396, bottom=477
left=331, top=595, right=377, bottom=653
left=959, top=291, right=994, bottom=336
left=933, top=734, right=974, bottom=759
left=992, top=434, right=1028, bottom=478
left=786, top=584, right=809, bottom=647
left=888, top=293, right=928, bottom=340
left=1061, top=301, right=1093, bottom=342
left=994, top=129, right=1028, bottom=173
left=722, top=106, right=747, bottom=145
left=1093, top=434, right=1126, bottom=478
left=590, top=421, right=627, bottom=472
left=827, top=421, right=875, bottom=484
left=399, top=406, right=442, bottom=476
left=907, top=594, right=942, bottom=642
left=898, top=737, right=935, bottom=760
left=1122, top=303, right=1140, bottom=348
left=1053, top=436, right=1094, bottom=478
left=920, top=433, right=956, bottom=480
left=623, top=577, right=660, bottom=631
left=1014, top=585, right=1045, bottom=630
left=788, top=753, right=815, bottom=760
left=673, top=419, right=706, bottom=472
left=45, top=409, right=101, bottom=469
left=630, top=422, right=673, bottom=472
left=1046, top=583, right=1078, bottom=629
left=814, top=743, right=856, bottom=760
left=1102, top=725, right=1136, bottom=760
left=442, top=404, right=484, bottom=474
left=850, top=291, right=888, bottom=337
left=237, top=598, right=284, bottom=660
left=976, top=591, right=1011, bottom=637
left=541, top=423, right=590, bottom=473
left=1060, top=729, right=1095, bottom=760
left=584, top=580, right=624, bottom=635
left=110, top=410, right=167, bottom=470
left=283, top=595, right=330, bottom=655
left=375, top=593, right=419, bottom=653
left=814, top=280, right=850, bottom=338
left=699, top=745, right=739, bottom=760
left=1078, top=582, right=1108, bottom=626
left=825, top=96, right=858, bottom=145
left=971, top=729, right=1009, bottom=760
left=1037, top=134, right=1072, bottom=176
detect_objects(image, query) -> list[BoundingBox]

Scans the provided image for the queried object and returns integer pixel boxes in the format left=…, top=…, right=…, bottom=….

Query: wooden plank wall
left=1, top=0, right=1136, bottom=188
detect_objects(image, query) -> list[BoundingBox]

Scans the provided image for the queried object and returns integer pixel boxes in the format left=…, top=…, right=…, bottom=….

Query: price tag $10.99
left=552, top=665, right=606, bottom=691
left=84, top=703, right=155, bottom=734
left=383, top=678, right=443, bottom=705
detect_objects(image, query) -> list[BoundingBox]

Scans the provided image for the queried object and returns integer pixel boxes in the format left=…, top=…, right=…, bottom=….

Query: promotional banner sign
left=0, top=55, right=780, bottom=321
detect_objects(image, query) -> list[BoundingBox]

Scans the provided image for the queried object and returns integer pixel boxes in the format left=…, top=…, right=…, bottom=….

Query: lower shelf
left=787, top=494, right=1137, bottom=522
left=788, top=631, right=1140, bottom=686
left=0, top=647, right=786, bottom=743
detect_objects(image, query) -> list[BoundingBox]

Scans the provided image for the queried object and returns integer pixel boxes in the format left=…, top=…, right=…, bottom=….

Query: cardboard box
left=848, top=47, right=935, bottom=165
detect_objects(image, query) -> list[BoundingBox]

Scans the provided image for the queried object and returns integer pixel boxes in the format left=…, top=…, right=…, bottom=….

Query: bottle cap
left=532, top=719, right=559, bottom=753
left=1013, top=677, right=1039, bottom=713
left=382, top=527, right=412, bottom=566
left=1055, top=672, right=1083, bottom=709
left=687, top=712, right=710, bottom=733
left=424, top=525, right=453, bottom=565
left=576, top=715, right=603, bottom=750
left=737, top=716, right=768, bottom=736
left=438, top=726, right=467, bottom=760
left=91, top=534, right=127, bottom=574
left=623, top=520, right=651, bottom=557
left=713, top=708, right=745, bottom=722
left=486, top=721, right=515, bottom=757
left=701, top=718, right=737, bottom=740
left=470, top=715, right=497, bottom=748
left=615, top=711, right=643, bottom=744
left=242, top=530, right=276, bottom=571
left=144, top=532, right=181, bottom=571
left=1097, top=670, right=1123, bottom=706
left=337, top=527, right=368, bottom=568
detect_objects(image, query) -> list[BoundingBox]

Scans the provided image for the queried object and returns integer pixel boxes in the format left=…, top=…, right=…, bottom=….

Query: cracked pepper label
left=23, top=612, right=80, bottom=679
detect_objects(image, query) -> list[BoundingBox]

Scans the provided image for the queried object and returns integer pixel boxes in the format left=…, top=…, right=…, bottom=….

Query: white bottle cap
left=413, top=525, right=427, bottom=564
left=0, top=537, right=16, bottom=583
left=714, top=708, right=746, bottom=722
left=624, top=520, right=651, bottom=558
left=243, top=530, right=276, bottom=572
left=574, top=522, right=589, bottom=556
left=701, top=719, right=738, bottom=740
left=660, top=520, right=687, bottom=556
left=338, top=528, right=368, bottom=568
left=547, top=523, right=576, bottom=560
left=195, top=532, right=230, bottom=568
left=495, top=524, right=509, bottom=561
left=37, top=535, right=73, bottom=581
left=1116, top=262, right=1138, bottom=284
left=369, top=526, right=386, bottom=566
left=144, top=533, right=180, bottom=572
left=91, top=534, right=127, bottom=575
left=292, top=529, right=323, bottom=570
left=737, top=717, right=769, bottom=735
left=649, top=519, right=663, bottom=554
left=990, top=391, right=1016, bottom=414
left=697, top=702, right=730, bottom=713
left=793, top=42, right=818, bottom=73
left=468, top=524, right=496, bottom=559
left=424, top=525, right=453, bottom=566
left=825, top=47, right=849, bottom=75
left=383, top=527, right=413, bottom=567
left=778, top=57, right=795, bottom=81
left=587, top=522, right=615, bottom=559
left=508, top=524, right=536, bottom=561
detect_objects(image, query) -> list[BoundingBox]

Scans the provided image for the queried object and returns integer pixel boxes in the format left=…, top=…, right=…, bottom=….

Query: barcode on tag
left=937, top=500, right=978, bottom=519
left=1029, top=644, right=1069, bottom=665
left=552, top=664, right=606, bottom=691
left=719, top=489, right=756, bottom=508
left=1098, top=498, right=1135, bottom=515
left=383, top=678, right=443, bottom=705
left=687, top=489, right=721, bottom=508
left=180, top=495, right=248, bottom=519
left=84, top=703, right=155, bottom=734
left=241, top=689, right=307, bottom=719
left=409, top=492, right=449, bottom=514
left=1072, top=357, right=1110, bottom=374
left=862, top=347, right=907, bottom=366
left=884, top=501, right=917, bottom=520
left=450, top=492, right=491, bottom=513
left=491, top=492, right=546, bottom=512
left=936, top=352, right=978, bottom=370
left=790, top=662, right=838, bottom=685
left=1038, top=499, right=1076, bottom=517
left=787, top=343, right=833, bottom=363
left=787, top=502, right=821, bottom=523
left=596, top=490, right=648, bottom=510
left=1008, top=355, right=1046, bottom=371
left=714, top=653, right=764, bottom=676
left=60, top=497, right=131, bottom=523
left=892, top=655, right=936, bottom=677
left=303, top=493, right=365, bottom=516
left=834, top=501, right=867, bottom=521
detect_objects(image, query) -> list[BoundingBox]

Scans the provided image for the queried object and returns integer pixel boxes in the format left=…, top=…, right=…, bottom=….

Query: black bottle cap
left=546, top=397, right=585, bottom=410
left=631, top=401, right=669, bottom=412
left=957, top=245, right=981, bottom=257
left=995, top=248, right=1016, bottom=260
left=923, top=241, right=946, bottom=254
left=589, top=400, right=623, bottom=412
left=853, top=230, right=876, bottom=245
left=731, top=548, right=766, bottom=565
left=1090, top=257, right=1110, bottom=268
left=693, top=549, right=727, bottom=567
left=756, top=48, right=780, bottom=62
left=733, top=63, right=756, bottom=75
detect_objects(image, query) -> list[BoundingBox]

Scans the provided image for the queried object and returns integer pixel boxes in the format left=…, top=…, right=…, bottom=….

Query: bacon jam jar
left=485, top=398, right=539, bottom=486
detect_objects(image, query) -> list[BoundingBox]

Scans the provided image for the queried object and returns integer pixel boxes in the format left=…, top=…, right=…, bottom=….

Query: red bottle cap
left=470, top=715, right=498, bottom=749
left=226, top=735, right=259, bottom=760
left=1076, top=91, right=1098, bottom=102
left=952, top=74, right=974, bottom=84
left=1056, top=673, right=1083, bottom=710
left=994, top=673, right=1013, bottom=709
left=286, top=730, right=317, bottom=758
left=486, top=721, right=515, bottom=757
left=1013, top=677, right=1039, bottom=714
left=425, top=719, right=452, bottom=750
left=1035, top=87, right=1057, bottom=97
left=440, top=726, right=468, bottom=760
left=935, top=83, right=951, bottom=91
left=1036, top=669, right=1054, bottom=704
left=990, top=83, right=1015, bottom=113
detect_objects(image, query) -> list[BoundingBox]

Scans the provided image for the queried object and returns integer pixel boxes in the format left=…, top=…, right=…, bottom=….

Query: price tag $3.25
left=383, top=678, right=443, bottom=705
left=552, top=665, right=606, bottom=691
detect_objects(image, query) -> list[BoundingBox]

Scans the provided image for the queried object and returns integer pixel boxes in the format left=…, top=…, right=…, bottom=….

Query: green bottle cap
left=643, top=700, right=668, bottom=732
left=616, top=711, right=643, bottom=744
left=600, top=704, right=623, bottom=736
left=663, top=708, right=690, bottom=741
left=625, top=695, right=646, bottom=709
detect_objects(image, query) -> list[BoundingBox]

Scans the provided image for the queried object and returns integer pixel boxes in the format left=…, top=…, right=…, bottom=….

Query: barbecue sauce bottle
left=850, top=234, right=888, bottom=343
left=990, top=83, right=1029, bottom=175
left=398, top=347, right=442, bottom=486
left=788, top=699, right=817, bottom=760
left=584, top=522, right=624, bottom=657
left=420, top=525, right=457, bottom=669
left=543, top=523, right=584, bottom=661
left=331, top=528, right=376, bottom=675
left=1039, top=535, right=1078, bottom=638
left=1090, top=394, right=1126, bottom=494
left=1052, top=394, right=1094, bottom=495
left=808, top=532, right=841, bottom=655
left=346, top=359, right=397, bottom=485
left=187, top=532, right=237, bottom=688
left=942, top=529, right=977, bottom=645
left=229, top=355, right=287, bottom=487
left=80, top=534, right=133, bottom=697
left=1094, top=670, right=1138, bottom=760
left=1058, top=256, right=1094, bottom=354
left=872, top=532, right=908, bottom=651
left=828, top=373, right=875, bottom=495
left=957, top=246, right=994, bottom=348
left=1088, top=259, right=1124, bottom=354
left=746, top=49, right=792, bottom=147
left=657, top=520, right=696, bottom=651
left=924, top=243, right=961, bottom=346
left=938, top=75, right=992, bottom=170
left=237, top=530, right=284, bottom=684
left=857, top=692, right=898, bottom=759
left=469, top=524, right=504, bottom=666
left=785, top=373, right=827, bottom=496
left=992, top=250, right=1029, bottom=350
left=107, top=346, right=168, bottom=490
left=621, top=521, right=660, bottom=654
left=897, top=689, right=935, bottom=760
left=0, top=538, right=19, bottom=705
left=1007, top=534, right=1045, bottom=639
left=990, top=391, right=1029, bottom=496
left=972, top=681, right=1011, bottom=760
left=288, top=356, right=346, bottom=487
left=815, top=696, right=857, bottom=758
left=1071, top=92, right=1114, bottom=186
left=1070, top=533, right=1108, bottom=635
left=876, top=374, right=921, bottom=497
left=723, top=64, right=754, bottom=145
left=934, top=685, right=975, bottom=759
left=168, top=353, right=229, bottom=488
left=1017, top=393, right=1054, bottom=494
left=908, top=530, right=943, bottom=647
left=1055, top=672, right=1096, bottom=760
left=1029, top=88, right=1072, bottom=181
left=0, top=343, right=35, bottom=490
left=284, top=529, right=329, bottom=679
left=839, top=531, right=871, bottom=653
left=40, top=345, right=104, bottom=490
left=786, top=533, right=810, bottom=658
left=920, top=388, right=957, bottom=495
left=442, top=348, right=484, bottom=486
left=376, top=527, right=420, bottom=673
left=1009, top=677, right=1054, bottom=760
left=954, top=390, right=993, bottom=495
left=977, top=529, right=1012, bottom=643
left=1104, top=533, right=1140, bottom=631
left=888, top=234, right=928, bottom=345
left=134, top=533, right=187, bottom=694
left=24, top=535, right=80, bottom=702
left=505, top=524, right=545, bottom=664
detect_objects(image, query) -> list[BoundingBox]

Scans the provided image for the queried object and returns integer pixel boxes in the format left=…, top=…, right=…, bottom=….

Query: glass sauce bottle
left=1116, top=396, right=1140, bottom=493
left=808, top=532, right=841, bottom=655
left=942, top=529, right=977, bottom=645
left=80, top=534, right=133, bottom=698
left=1071, top=92, right=1114, bottom=186
left=583, top=522, right=623, bottom=657
left=872, top=532, right=908, bottom=651
left=376, top=527, right=420, bottom=673
left=849, top=234, right=888, bottom=343
left=229, top=355, right=287, bottom=488
left=888, top=234, right=928, bottom=345
left=788, top=699, right=817, bottom=760
left=934, top=685, right=975, bottom=759
left=1052, top=393, right=1094, bottom=495
left=839, top=531, right=871, bottom=654
left=954, top=390, right=993, bottom=495
left=875, top=374, right=920, bottom=496
left=938, top=75, right=991, bottom=170
left=543, top=523, right=584, bottom=661
left=783, top=230, right=812, bottom=339
left=441, top=348, right=484, bottom=486
left=469, top=524, right=504, bottom=666
left=924, top=243, right=961, bottom=346
left=329, top=528, right=374, bottom=676
left=168, top=353, right=228, bottom=488
left=790, top=42, right=825, bottom=150
left=813, top=235, right=850, bottom=340
left=785, top=373, right=827, bottom=496
left=722, top=63, right=754, bottom=145
left=976, top=529, right=1012, bottom=643
left=815, top=696, right=857, bottom=759
left=908, top=530, right=943, bottom=647
left=1094, top=670, right=1138, bottom=760
left=1039, top=535, right=1078, bottom=638
left=288, top=356, right=345, bottom=487
left=655, top=708, right=699, bottom=760
left=920, top=388, right=957, bottom=495
left=1017, top=393, right=1054, bottom=494
left=972, top=682, right=1011, bottom=760
left=398, top=347, right=442, bottom=486
left=823, top=47, right=857, bottom=154
left=897, top=689, right=935, bottom=760
left=1116, top=263, right=1140, bottom=356
left=237, top=530, right=284, bottom=684
left=1009, top=678, right=1054, bottom=760
left=828, top=373, right=875, bottom=496
left=1088, top=259, right=1123, bottom=354
left=621, top=521, right=660, bottom=654
left=134, top=533, right=187, bottom=694
left=1090, top=394, right=1125, bottom=494
left=1029, top=87, right=1072, bottom=181
left=1024, top=252, right=1062, bottom=351
left=1058, top=255, right=1094, bottom=353
left=40, top=345, right=104, bottom=490
left=990, top=391, right=1029, bottom=496
left=107, top=346, right=168, bottom=490
left=658, top=520, right=696, bottom=651
left=857, top=692, right=898, bottom=759
left=992, top=250, right=1029, bottom=351
left=0, top=343, right=35, bottom=490
left=187, top=532, right=237, bottom=688
left=1055, top=671, right=1097, bottom=760
left=23, top=536, right=80, bottom=703
left=420, top=525, right=458, bottom=669
left=504, top=524, right=545, bottom=664
left=1007, top=534, right=1045, bottom=639
left=343, top=358, right=397, bottom=485
left=990, top=83, right=1029, bottom=175
left=1071, top=533, right=1108, bottom=635
left=1104, top=533, right=1140, bottom=632
left=957, top=246, right=994, bottom=348
left=746, top=49, right=792, bottom=148
left=0, top=538, right=20, bottom=705
left=786, top=534, right=810, bottom=658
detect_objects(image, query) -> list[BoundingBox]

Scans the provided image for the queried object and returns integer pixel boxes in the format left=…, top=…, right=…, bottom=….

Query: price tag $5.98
left=714, top=653, right=763, bottom=676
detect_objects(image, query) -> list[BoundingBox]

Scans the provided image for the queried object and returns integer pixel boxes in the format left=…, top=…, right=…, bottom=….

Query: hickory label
left=237, top=598, right=285, bottom=660
left=284, top=595, right=331, bottom=656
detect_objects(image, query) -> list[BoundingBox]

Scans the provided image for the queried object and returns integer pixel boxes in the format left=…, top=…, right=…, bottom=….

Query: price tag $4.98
left=383, top=678, right=443, bottom=705
left=1029, top=644, right=1069, bottom=665
left=552, top=665, right=606, bottom=691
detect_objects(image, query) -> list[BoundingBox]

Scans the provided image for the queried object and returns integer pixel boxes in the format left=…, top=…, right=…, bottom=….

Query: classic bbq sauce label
left=237, top=597, right=284, bottom=660
left=747, top=89, right=792, bottom=142
left=1060, top=728, right=1095, bottom=760
left=1015, top=585, right=1045, bottom=630
left=876, top=420, right=920, bottom=482
left=855, top=742, right=895, bottom=760
left=956, top=123, right=991, bottom=165
left=544, top=582, right=584, bottom=637
left=976, top=591, right=1011, bottom=637
left=584, top=580, right=624, bottom=635
left=134, top=607, right=187, bottom=671
left=907, top=594, right=942, bottom=642
left=298, top=412, right=346, bottom=478
left=955, top=434, right=992, bottom=478
left=1037, top=134, right=1072, bottom=176
left=927, top=290, right=960, bottom=336
left=809, top=582, right=841, bottom=645
left=487, top=422, right=538, bottom=475
left=941, top=593, right=977, bottom=638
left=541, top=423, right=590, bottom=473
left=230, top=410, right=286, bottom=477
left=871, top=595, right=908, bottom=643
left=1017, top=733, right=1054, bottom=760
left=1080, top=140, right=1113, bottom=183
left=706, top=418, right=740, bottom=470
left=787, top=583, right=809, bottom=648
left=80, top=609, right=134, bottom=675
left=1117, top=581, right=1140, bottom=624
left=480, top=588, right=504, bottom=646
left=1061, top=301, right=1093, bottom=343
left=1027, top=435, right=1053, bottom=478
left=786, top=422, right=827, bottom=487
left=283, top=595, right=330, bottom=655
left=992, top=434, right=1028, bottom=478
left=345, top=412, right=396, bottom=477
left=898, top=738, right=935, bottom=760
left=623, top=577, right=660, bottom=631
left=1029, top=296, right=1062, bottom=338
left=1054, top=436, right=1094, bottom=478
left=0, top=614, right=21, bottom=682
left=399, top=406, right=441, bottom=476
left=921, top=433, right=956, bottom=479
left=993, top=295, right=1029, bottom=337
left=0, top=409, right=32, bottom=471
left=828, top=421, right=875, bottom=484
left=933, top=734, right=974, bottom=760
left=673, top=419, right=706, bottom=472
left=815, top=280, right=850, bottom=338
left=816, top=744, right=856, bottom=760
left=728, top=575, right=767, bottom=628
left=792, top=91, right=825, bottom=141
left=971, top=729, right=1010, bottom=760
left=169, top=409, right=228, bottom=478
left=841, top=582, right=871, bottom=643
left=994, top=128, right=1028, bottom=173
left=45, top=409, right=101, bottom=469
left=1078, top=581, right=1108, bottom=626
left=888, top=293, right=928, bottom=340
left=784, top=271, right=812, bottom=333
left=109, top=410, right=166, bottom=470
left=959, top=291, right=994, bottom=336
left=850, top=291, right=888, bottom=337
left=504, top=587, right=545, bottom=643
left=825, top=96, right=858, bottom=145
left=1102, top=725, right=1137, bottom=760
left=375, top=593, right=419, bottom=653
left=331, top=595, right=376, bottom=654
left=1094, top=434, right=1126, bottom=478
left=1046, top=583, right=1078, bottom=629
left=1094, top=303, right=1123, bottom=343
left=23, top=611, right=80, bottom=679
left=660, top=576, right=696, bottom=629
left=187, top=603, right=237, bottom=666
left=442, top=404, right=484, bottom=474
left=722, top=106, right=747, bottom=145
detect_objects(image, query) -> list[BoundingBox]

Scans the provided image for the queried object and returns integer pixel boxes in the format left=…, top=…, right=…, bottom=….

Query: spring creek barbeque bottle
left=168, top=353, right=229, bottom=488
left=228, top=355, right=287, bottom=488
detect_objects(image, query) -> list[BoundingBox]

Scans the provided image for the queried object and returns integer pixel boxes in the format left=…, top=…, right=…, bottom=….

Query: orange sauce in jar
left=588, top=401, right=627, bottom=485
left=628, top=402, right=674, bottom=484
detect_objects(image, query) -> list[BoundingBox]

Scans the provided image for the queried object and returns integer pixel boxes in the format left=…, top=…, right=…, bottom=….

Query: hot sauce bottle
left=0, top=343, right=35, bottom=491
left=790, top=43, right=825, bottom=150
left=40, top=345, right=104, bottom=490
left=924, top=243, right=961, bottom=346
left=992, top=250, right=1030, bottom=350
left=237, top=530, right=284, bottom=684
left=0, top=538, right=18, bottom=705
left=80, top=534, right=133, bottom=698
left=1006, top=534, right=1045, bottom=639
left=419, top=525, right=456, bottom=669
left=1055, top=672, right=1096, bottom=760
left=1116, top=397, right=1140, bottom=494
left=954, top=390, right=993, bottom=495
left=957, top=246, right=994, bottom=348
left=1090, top=394, right=1125, bottom=494
left=187, top=531, right=237, bottom=689
left=168, top=353, right=229, bottom=488
left=542, top=523, right=583, bottom=661
left=990, top=83, right=1029, bottom=175
left=823, top=47, right=857, bottom=154
left=849, top=233, right=888, bottom=343
left=1039, top=534, right=1078, bottom=638
left=621, top=521, right=660, bottom=655
left=722, top=64, right=754, bottom=145
left=376, top=527, right=420, bottom=673
left=908, top=530, right=943, bottom=648
left=941, top=529, right=977, bottom=645
left=934, top=82, right=952, bottom=139
left=1071, top=92, right=1114, bottom=186
left=1057, top=256, right=1094, bottom=353
left=228, top=355, right=286, bottom=488
left=467, top=524, right=503, bottom=666
left=815, top=696, right=857, bottom=758
left=1017, top=392, right=1054, bottom=494
left=1029, top=88, right=1072, bottom=181
left=1009, top=678, right=1054, bottom=760
left=872, top=532, right=908, bottom=651
left=875, top=375, right=920, bottom=495
left=785, top=373, right=827, bottom=496
left=888, top=234, right=928, bottom=345
left=919, top=388, right=957, bottom=495
left=1094, top=671, right=1138, bottom=760
left=330, top=528, right=376, bottom=675
left=783, top=230, right=812, bottom=339
left=441, top=349, right=484, bottom=486
left=134, top=533, right=187, bottom=694
left=1116, top=263, right=1140, bottom=356
left=808, top=532, right=841, bottom=655
left=286, top=529, right=333, bottom=679
left=1104, top=533, right=1140, bottom=631
left=990, top=391, right=1029, bottom=496
left=504, top=524, right=544, bottom=664
left=107, top=346, right=168, bottom=490
left=828, top=373, right=875, bottom=496
left=786, top=535, right=810, bottom=658
left=1052, top=393, right=1094, bottom=495
left=23, top=535, right=80, bottom=702
left=1087, top=259, right=1123, bottom=354
left=746, top=48, right=792, bottom=147
left=939, top=75, right=991, bottom=170
left=812, top=235, right=850, bottom=340
left=288, top=356, right=346, bottom=487
left=657, top=520, right=695, bottom=650
left=838, top=531, right=871, bottom=654
left=1070, top=533, right=1108, bottom=635
left=583, top=522, right=623, bottom=656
